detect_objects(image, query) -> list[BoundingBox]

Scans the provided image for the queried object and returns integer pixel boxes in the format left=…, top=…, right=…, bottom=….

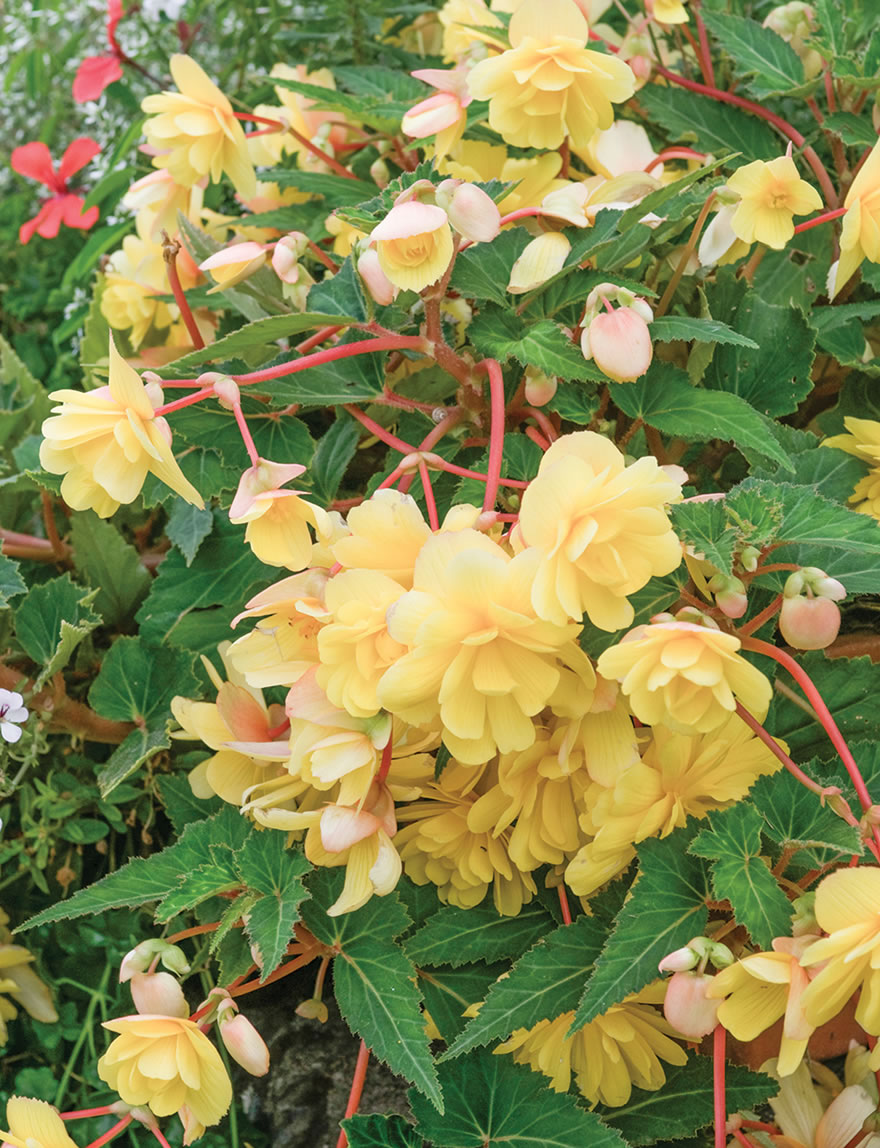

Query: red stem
left=307, top=239, right=340, bottom=273
left=85, top=1115, right=132, bottom=1148
left=694, top=7, right=716, bottom=88
left=645, top=148, right=706, bottom=172
left=165, top=921, right=223, bottom=944
left=713, top=1025, right=727, bottom=1148
left=793, top=206, right=848, bottom=234
left=481, top=359, right=506, bottom=513
left=164, top=244, right=204, bottom=350
left=237, top=336, right=427, bottom=385
left=736, top=594, right=783, bottom=638
left=232, top=401, right=260, bottom=467
left=237, top=110, right=357, bottom=181
left=335, top=1040, right=370, bottom=1148
left=154, top=384, right=215, bottom=417
left=61, top=1108, right=116, bottom=1121
left=418, top=460, right=440, bottom=530
left=525, top=425, right=550, bottom=451
left=741, top=1120, right=779, bottom=1133
left=557, top=884, right=572, bottom=925
left=733, top=1131, right=759, bottom=1148
left=150, top=1127, right=173, bottom=1148
left=296, top=325, right=343, bottom=353
left=377, top=733, right=394, bottom=784
left=522, top=404, right=557, bottom=442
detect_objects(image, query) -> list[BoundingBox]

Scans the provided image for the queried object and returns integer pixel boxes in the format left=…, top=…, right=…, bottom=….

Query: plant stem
left=162, top=233, right=204, bottom=350
left=418, top=460, right=440, bottom=529
left=736, top=594, right=783, bottom=638
left=793, top=206, right=848, bottom=234
left=232, top=401, right=260, bottom=467
left=481, top=359, right=506, bottom=513
left=713, top=1024, right=727, bottom=1148
left=335, top=1040, right=370, bottom=1148
left=85, top=1115, right=132, bottom=1148
left=656, top=193, right=716, bottom=316
left=557, top=885, right=572, bottom=925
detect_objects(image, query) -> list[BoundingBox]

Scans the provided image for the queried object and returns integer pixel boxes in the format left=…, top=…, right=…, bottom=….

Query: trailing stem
left=335, top=1040, right=370, bottom=1148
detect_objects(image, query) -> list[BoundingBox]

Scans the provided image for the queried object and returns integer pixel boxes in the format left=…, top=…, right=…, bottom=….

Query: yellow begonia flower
left=565, top=713, right=781, bottom=896
left=0, top=1097, right=77, bottom=1148
left=122, top=169, right=204, bottom=244
left=439, top=140, right=568, bottom=214
left=767, top=1059, right=880, bottom=1148
left=467, top=0, right=636, bottom=151
left=438, top=0, right=504, bottom=62
left=800, top=867, right=880, bottom=1053
left=377, top=529, right=590, bottom=764
left=332, top=489, right=432, bottom=588
left=707, top=936, right=817, bottom=1077
left=832, top=138, right=880, bottom=297
left=822, top=416, right=880, bottom=519
left=101, top=231, right=201, bottom=348
left=370, top=200, right=454, bottom=293
left=199, top=242, right=267, bottom=293
left=507, top=232, right=571, bottom=294
left=98, top=1014, right=232, bottom=1127
left=726, top=156, right=822, bottom=250
left=495, top=993, right=687, bottom=1106
left=652, top=0, right=689, bottom=24
left=596, top=614, right=773, bottom=734
left=517, top=431, right=683, bottom=631
left=39, top=336, right=203, bottom=518
left=0, top=939, right=58, bottom=1045
left=141, top=54, right=255, bottom=198
left=229, top=458, right=331, bottom=571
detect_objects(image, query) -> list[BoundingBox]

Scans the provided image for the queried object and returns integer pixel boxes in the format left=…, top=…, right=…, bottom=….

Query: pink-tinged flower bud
left=628, top=54, right=653, bottom=86
left=708, top=573, right=748, bottom=619
left=296, top=998, right=329, bottom=1022
left=663, top=971, right=721, bottom=1039
left=119, top=940, right=189, bottom=982
left=357, top=248, right=398, bottom=306
left=370, top=157, right=391, bottom=188
left=199, top=242, right=267, bottom=293
left=440, top=181, right=501, bottom=243
left=402, top=92, right=463, bottom=139
left=129, top=971, right=189, bottom=1017
left=212, top=377, right=240, bottom=411
left=739, top=545, right=760, bottom=573
left=271, top=233, right=309, bottom=283
left=658, top=945, right=699, bottom=973
left=508, top=233, right=570, bottom=294
left=583, top=305, right=653, bottom=382
left=218, top=1011, right=270, bottom=1076
left=779, top=595, right=841, bottom=650
left=523, top=366, right=557, bottom=407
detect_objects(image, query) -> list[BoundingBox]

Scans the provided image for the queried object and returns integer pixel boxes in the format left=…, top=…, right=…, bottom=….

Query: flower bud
left=119, top=940, right=190, bottom=982
left=663, top=971, right=721, bottom=1039
left=507, top=233, right=570, bottom=294
left=272, top=233, right=309, bottom=284
left=218, top=1010, right=270, bottom=1076
left=523, top=366, right=557, bottom=407
left=199, top=242, right=267, bottom=293
left=779, top=595, right=841, bottom=650
left=370, top=157, right=391, bottom=188
left=440, top=181, right=501, bottom=243
left=212, top=376, right=240, bottom=411
left=144, top=381, right=164, bottom=409
left=791, top=892, right=817, bottom=936
left=583, top=305, right=653, bottom=383
left=357, top=248, right=398, bottom=306
left=708, top=573, right=748, bottom=619
left=296, top=997, right=329, bottom=1022
left=658, top=945, right=700, bottom=973
left=129, top=971, right=189, bottom=1017
left=739, top=545, right=760, bottom=573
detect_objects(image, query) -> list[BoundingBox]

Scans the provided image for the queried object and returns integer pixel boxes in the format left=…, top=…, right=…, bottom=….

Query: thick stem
left=713, top=1024, right=727, bottom=1148
left=60, top=1108, right=116, bottom=1122
left=481, top=359, right=506, bottom=513
left=694, top=7, right=716, bottom=88
left=335, top=1040, right=370, bottom=1148
left=296, top=325, right=344, bottom=353
left=162, top=233, right=204, bottom=350
left=237, top=336, right=427, bottom=386
left=736, top=594, right=783, bottom=638
left=307, top=239, right=340, bottom=273
left=0, top=662, right=133, bottom=744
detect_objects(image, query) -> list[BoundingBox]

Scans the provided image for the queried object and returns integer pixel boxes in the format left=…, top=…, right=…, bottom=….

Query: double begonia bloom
left=708, top=936, right=818, bottom=1076
left=440, top=140, right=568, bottom=215
left=831, top=138, right=880, bottom=297
left=98, top=1014, right=233, bottom=1126
left=370, top=201, right=454, bottom=293
left=768, top=1061, right=880, bottom=1148
left=141, top=55, right=256, bottom=197
left=122, top=169, right=204, bottom=243
left=377, top=529, right=587, bottom=764
left=0, top=1097, right=77, bottom=1148
left=517, top=431, right=683, bottom=630
left=10, top=137, right=100, bottom=245
left=596, top=614, right=773, bottom=734
left=229, top=458, right=331, bottom=570
left=822, top=416, right=880, bottom=519
left=39, top=335, right=203, bottom=518
left=467, top=0, right=636, bottom=151
left=726, top=155, right=822, bottom=250
left=332, top=489, right=432, bottom=588
left=800, top=868, right=880, bottom=1052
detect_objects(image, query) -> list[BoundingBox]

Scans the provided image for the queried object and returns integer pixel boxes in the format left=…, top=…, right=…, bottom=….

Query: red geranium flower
left=11, top=138, right=101, bottom=244
left=72, top=0, right=124, bottom=103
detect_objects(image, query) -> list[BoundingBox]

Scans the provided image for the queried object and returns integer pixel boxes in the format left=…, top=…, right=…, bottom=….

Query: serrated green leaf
left=309, top=410, right=361, bottom=503
left=301, top=869, right=441, bottom=1109
left=650, top=316, right=758, bottom=349
left=97, top=721, right=170, bottom=798
left=419, top=962, right=510, bottom=1043
left=821, top=111, right=879, bottom=147
left=469, top=308, right=603, bottom=381
left=342, top=1114, right=424, bottom=1148
left=637, top=86, right=779, bottom=163
left=547, top=381, right=599, bottom=425
left=265, top=332, right=388, bottom=406
left=571, top=826, right=710, bottom=1032
left=411, top=1049, right=627, bottom=1148
left=209, top=891, right=259, bottom=954
left=670, top=500, right=738, bottom=574
left=703, top=11, right=808, bottom=96
left=750, top=767, right=862, bottom=856
left=0, top=554, right=26, bottom=609
left=601, top=1057, right=777, bottom=1145
left=443, top=916, right=606, bottom=1059
left=89, top=636, right=199, bottom=724
left=307, top=257, right=368, bottom=323
left=155, top=860, right=241, bottom=922
left=271, top=168, right=377, bottom=203
left=405, top=903, right=553, bottom=970
left=608, top=364, right=795, bottom=472
left=157, top=774, right=222, bottom=833
left=163, top=312, right=352, bottom=374
left=237, top=832, right=311, bottom=978
left=449, top=230, right=532, bottom=306
left=691, top=804, right=793, bottom=948
left=69, top=511, right=151, bottom=625
left=14, top=574, right=101, bottom=689
left=165, top=499, right=215, bottom=567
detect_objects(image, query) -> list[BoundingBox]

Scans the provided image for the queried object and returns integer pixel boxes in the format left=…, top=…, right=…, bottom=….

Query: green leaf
left=97, top=722, right=170, bottom=798
left=165, top=499, right=215, bottom=567
left=411, top=1049, right=627, bottom=1148
left=637, top=86, right=779, bottom=163
left=164, top=313, right=352, bottom=374
left=309, top=410, right=361, bottom=503
left=609, top=364, right=795, bottom=473
left=691, top=804, right=793, bottom=948
left=236, top=832, right=311, bottom=979
left=69, top=511, right=151, bottom=625
left=60, top=219, right=134, bottom=290
left=571, top=826, right=710, bottom=1031
left=443, top=915, right=606, bottom=1059
left=650, top=316, right=758, bottom=349
left=469, top=308, right=603, bottom=381
left=547, top=382, right=599, bottom=425
left=406, top=903, right=554, bottom=970
left=341, top=1114, right=424, bottom=1148
left=266, top=332, right=387, bottom=406
left=450, top=230, right=532, bottom=306
left=669, top=499, right=738, bottom=574
left=157, top=774, right=222, bottom=833
left=0, top=554, right=26, bottom=609
left=702, top=11, right=808, bottom=96
left=821, top=111, right=879, bottom=147
left=307, top=257, right=367, bottom=323
left=89, top=636, right=199, bottom=725
left=702, top=272, right=816, bottom=416
left=419, top=962, right=510, bottom=1043
left=14, top=574, right=101, bottom=690
left=601, top=1058, right=777, bottom=1145
left=271, top=168, right=378, bottom=203
left=302, top=869, right=442, bottom=1109
left=79, top=279, right=111, bottom=390
left=750, top=767, right=862, bottom=856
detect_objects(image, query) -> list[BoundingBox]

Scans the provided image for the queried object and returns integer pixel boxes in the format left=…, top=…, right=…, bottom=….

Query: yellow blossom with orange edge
left=822, top=417, right=880, bottom=519
left=141, top=54, right=255, bottom=197
left=0, top=1097, right=77, bottom=1148
left=516, top=430, right=683, bottom=631
left=831, top=137, right=880, bottom=297
left=98, top=1014, right=232, bottom=1127
left=800, top=867, right=880, bottom=1060
left=495, top=984, right=687, bottom=1107
left=229, top=458, right=332, bottom=570
left=467, top=0, right=636, bottom=151
left=726, top=155, right=822, bottom=250
left=597, top=609, right=773, bottom=734
left=39, top=335, right=203, bottom=518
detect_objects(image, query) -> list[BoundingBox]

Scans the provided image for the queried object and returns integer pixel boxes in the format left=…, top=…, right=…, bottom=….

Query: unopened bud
left=507, top=233, right=570, bottom=294
left=218, top=1011, right=270, bottom=1076
left=708, top=573, right=748, bottom=619
left=357, top=248, right=398, bottom=306
left=272, top=233, right=308, bottom=283
left=130, top=971, right=188, bottom=1017
left=119, top=939, right=190, bottom=982
left=582, top=306, right=653, bottom=383
left=658, top=945, right=699, bottom=973
left=441, top=181, right=501, bottom=244
left=739, top=546, right=760, bottom=573
left=144, top=381, right=164, bottom=409
left=296, top=997, right=329, bottom=1022
left=212, top=376, right=240, bottom=410
left=370, top=157, right=391, bottom=188
left=779, top=595, right=841, bottom=650
left=663, top=971, right=721, bottom=1040
left=524, top=366, right=557, bottom=407
left=791, top=892, right=817, bottom=936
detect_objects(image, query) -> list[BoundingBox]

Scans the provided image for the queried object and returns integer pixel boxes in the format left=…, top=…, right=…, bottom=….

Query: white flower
left=0, top=690, right=28, bottom=745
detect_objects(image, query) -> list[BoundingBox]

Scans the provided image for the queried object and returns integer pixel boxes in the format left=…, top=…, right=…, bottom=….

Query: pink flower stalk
left=11, top=138, right=101, bottom=244
left=73, top=0, right=124, bottom=102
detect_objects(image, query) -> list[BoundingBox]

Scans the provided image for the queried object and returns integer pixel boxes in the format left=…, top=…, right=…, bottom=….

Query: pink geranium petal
left=11, top=141, right=57, bottom=188
left=73, top=55, right=123, bottom=102
left=32, top=198, right=69, bottom=240
left=57, top=136, right=102, bottom=181
left=60, top=195, right=100, bottom=231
